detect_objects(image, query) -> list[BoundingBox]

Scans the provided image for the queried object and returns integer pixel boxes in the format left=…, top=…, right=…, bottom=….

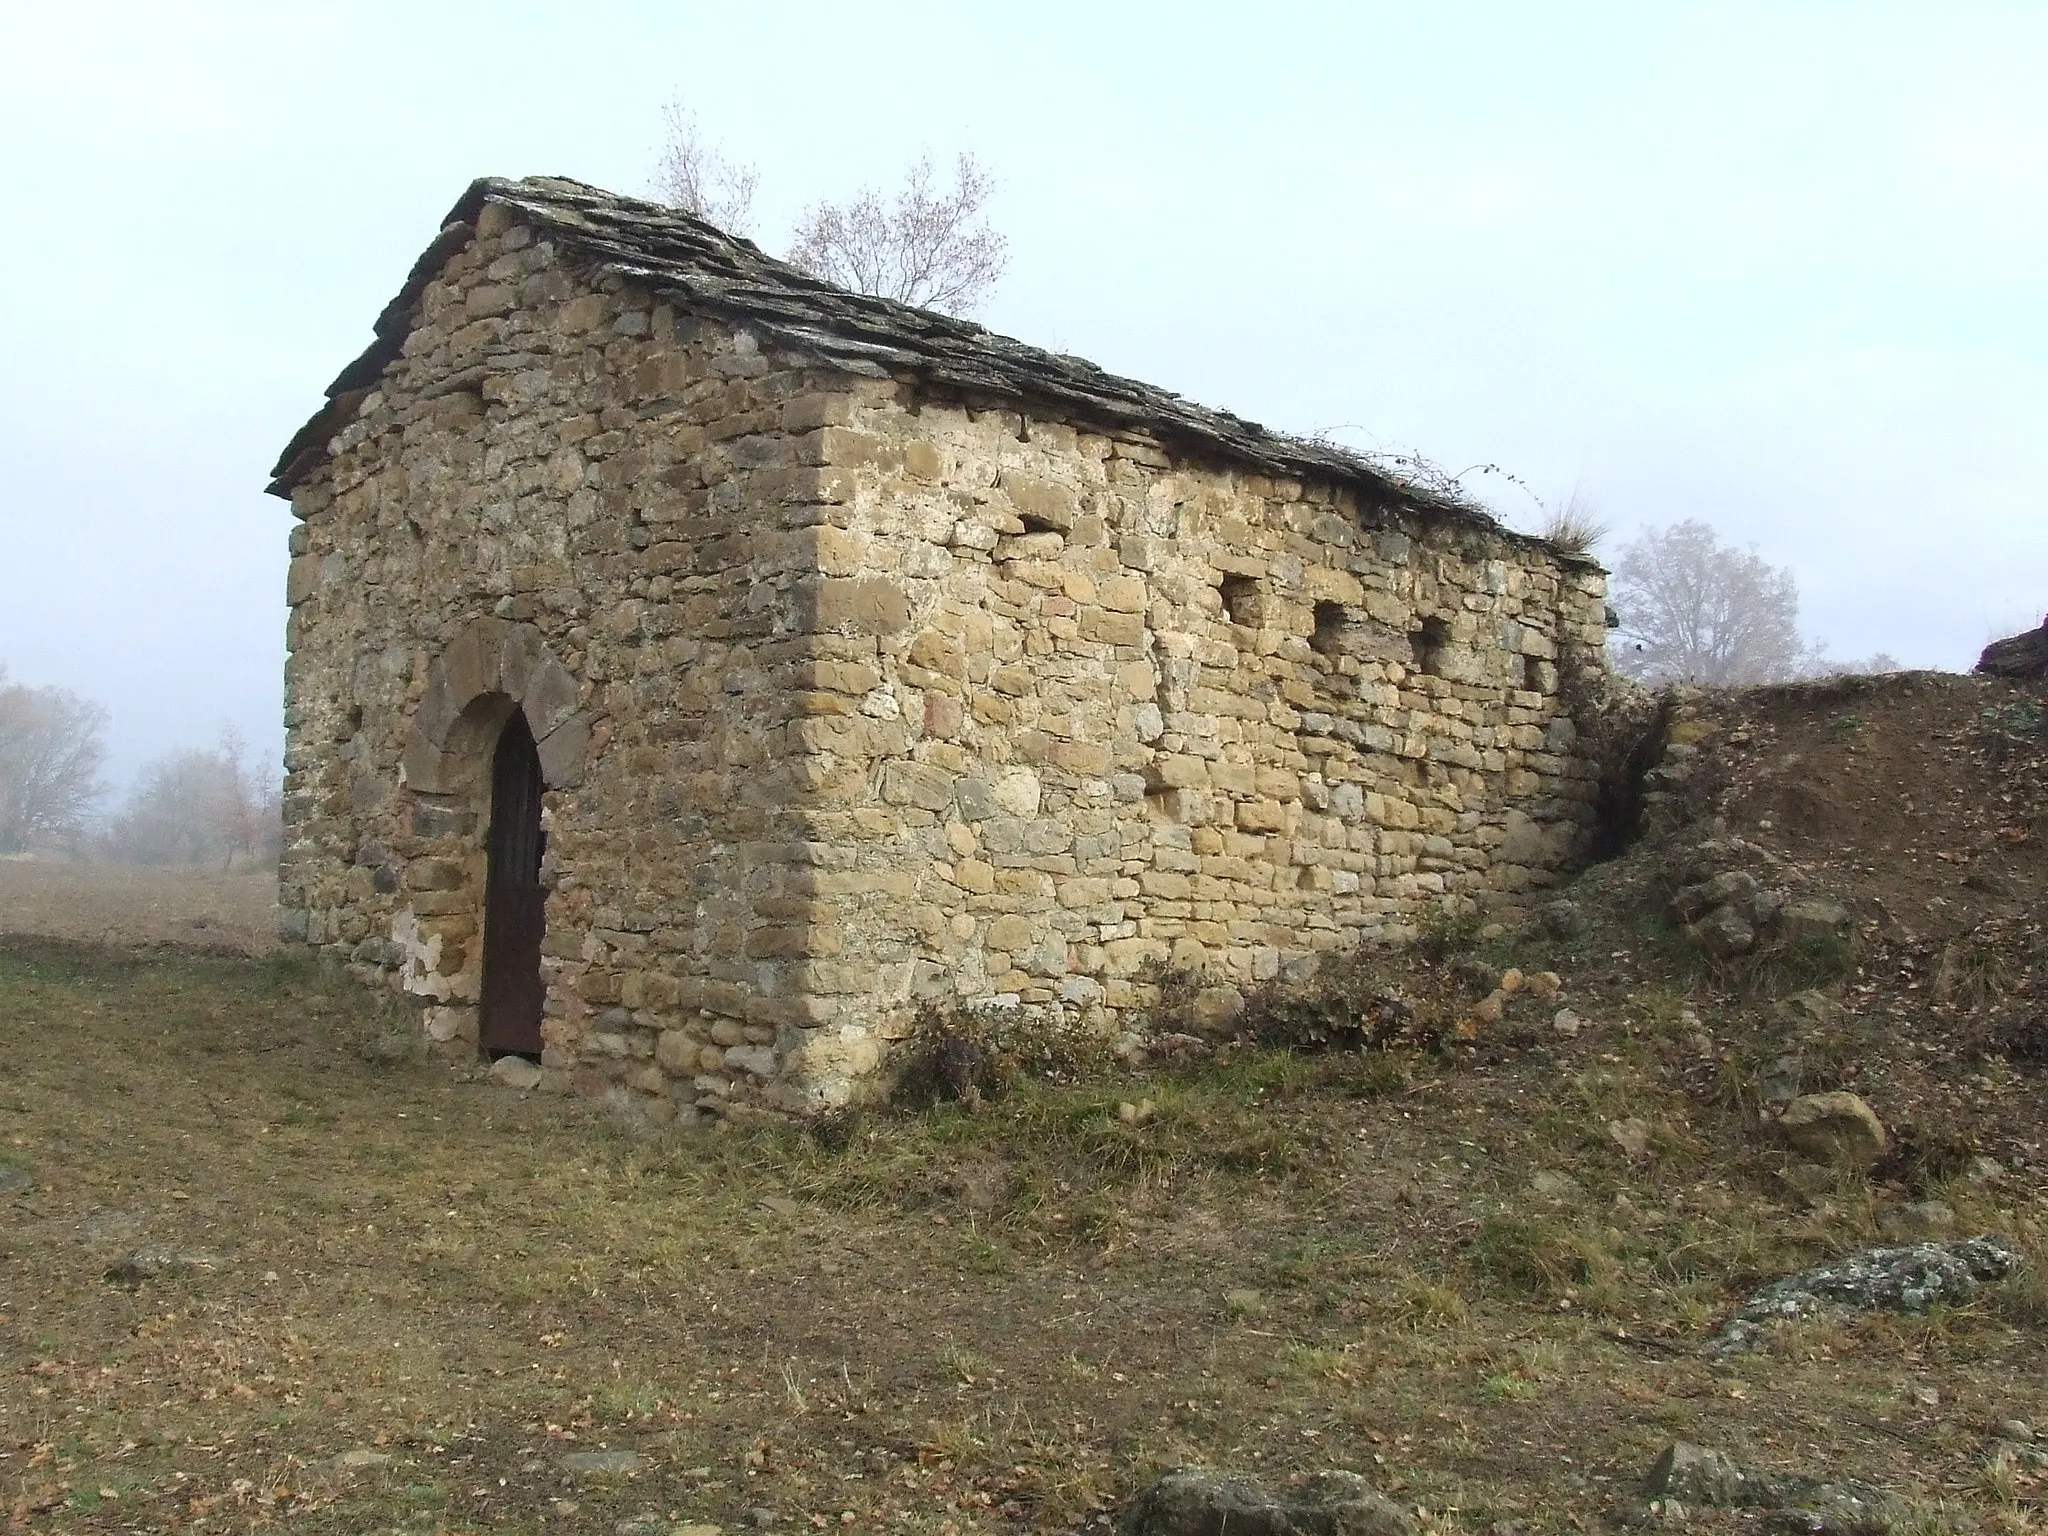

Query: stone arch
left=401, top=618, right=590, bottom=793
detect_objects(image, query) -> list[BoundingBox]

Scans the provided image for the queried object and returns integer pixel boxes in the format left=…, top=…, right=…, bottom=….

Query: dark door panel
left=479, top=711, right=546, bottom=1059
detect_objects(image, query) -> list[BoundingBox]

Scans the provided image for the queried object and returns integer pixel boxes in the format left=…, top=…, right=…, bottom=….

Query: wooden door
left=479, top=711, right=546, bottom=1058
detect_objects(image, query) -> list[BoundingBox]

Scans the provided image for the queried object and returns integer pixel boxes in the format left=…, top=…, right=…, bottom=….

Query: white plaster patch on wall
left=393, top=907, right=454, bottom=1001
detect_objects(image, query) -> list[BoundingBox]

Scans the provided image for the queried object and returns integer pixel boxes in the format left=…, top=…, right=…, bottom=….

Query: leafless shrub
left=0, top=665, right=108, bottom=852
left=652, top=100, right=760, bottom=235
left=788, top=152, right=1007, bottom=316
left=887, top=998, right=1111, bottom=1110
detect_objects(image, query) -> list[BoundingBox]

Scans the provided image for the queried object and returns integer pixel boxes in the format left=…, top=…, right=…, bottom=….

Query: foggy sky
left=3, top=1, right=2043, bottom=796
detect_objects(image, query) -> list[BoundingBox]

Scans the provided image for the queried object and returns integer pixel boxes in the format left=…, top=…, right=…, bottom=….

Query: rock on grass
left=1122, top=1467, right=1415, bottom=1536
left=1777, top=1091, right=1887, bottom=1169
left=1707, top=1236, right=2020, bottom=1353
left=1644, top=1442, right=1897, bottom=1533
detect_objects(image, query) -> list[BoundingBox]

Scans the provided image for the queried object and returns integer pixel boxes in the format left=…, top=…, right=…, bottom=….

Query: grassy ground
left=3, top=922, right=2045, bottom=1536
left=0, top=862, right=274, bottom=955
left=4, top=673, right=2045, bottom=1532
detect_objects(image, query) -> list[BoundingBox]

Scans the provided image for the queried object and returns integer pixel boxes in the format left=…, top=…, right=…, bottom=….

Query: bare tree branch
left=652, top=100, right=760, bottom=236
left=788, top=152, right=1008, bottom=316
left=0, top=666, right=108, bottom=852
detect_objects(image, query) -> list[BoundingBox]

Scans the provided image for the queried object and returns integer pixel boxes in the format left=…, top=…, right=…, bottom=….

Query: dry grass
left=0, top=859, right=275, bottom=953
left=1538, top=495, right=1609, bottom=558
left=3, top=933, right=2046, bottom=1533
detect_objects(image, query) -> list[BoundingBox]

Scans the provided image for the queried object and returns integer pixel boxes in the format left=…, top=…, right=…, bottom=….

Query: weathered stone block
left=406, top=857, right=465, bottom=892
left=880, top=760, right=955, bottom=812
left=802, top=576, right=911, bottom=635
left=985, top=915, right=1038, bottom=952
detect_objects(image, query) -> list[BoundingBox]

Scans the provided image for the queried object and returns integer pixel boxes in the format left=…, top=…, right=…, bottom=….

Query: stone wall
left=282, top=201, right=871, bottom=1114
left=281, top=195, right=1609, bottom=1119
left=769, top=399, right=1610, bottom=1087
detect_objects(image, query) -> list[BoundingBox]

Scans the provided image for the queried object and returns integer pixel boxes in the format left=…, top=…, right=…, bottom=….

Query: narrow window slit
left=1410, top=615, right=1451, bottom=676
left=1218, top=575, right=1261, bottom=627
left=1310, top=601, right=1348, bottom=657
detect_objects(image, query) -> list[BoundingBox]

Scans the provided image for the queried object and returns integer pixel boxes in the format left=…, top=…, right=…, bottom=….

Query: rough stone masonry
left=270, top=175, right=1613, bottom=1117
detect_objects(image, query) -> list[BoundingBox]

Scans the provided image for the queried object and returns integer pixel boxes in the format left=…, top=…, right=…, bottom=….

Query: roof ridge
left=269, top=175, right=1579, bottom=564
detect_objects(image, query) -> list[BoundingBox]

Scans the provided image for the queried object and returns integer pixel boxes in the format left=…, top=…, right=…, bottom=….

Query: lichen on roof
left=269, top=174, right=1545, bottom=551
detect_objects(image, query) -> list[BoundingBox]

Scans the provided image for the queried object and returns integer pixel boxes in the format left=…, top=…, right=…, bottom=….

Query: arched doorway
left=479, top=710, right=546, bottom=1059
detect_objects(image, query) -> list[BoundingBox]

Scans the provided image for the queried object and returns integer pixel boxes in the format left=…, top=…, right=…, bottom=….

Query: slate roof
left=269, top=175, right=1538, bottom=550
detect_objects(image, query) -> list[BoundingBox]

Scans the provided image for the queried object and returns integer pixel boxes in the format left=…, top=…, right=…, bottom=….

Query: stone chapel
left=270, top=176, right=1611, bottom=1114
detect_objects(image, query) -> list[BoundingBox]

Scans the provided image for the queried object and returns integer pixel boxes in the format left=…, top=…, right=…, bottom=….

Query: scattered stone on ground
left=489, top=1055, right=543, bottom=1090
left=1672, top=871, right=1774, bottom=958
left=1608, top=1118, right=1653, bottom=1160
left=560, top=1448, right=648, bottom=1476
left=1984, top=1418, right=2048, bottom=1472
left=102, top=1245, right=223, bottom=1287
left=1121, top=1466, right=1416, bottom=1536
left=1707, top=1237, right=2021, bottom=1353
left=1530, top=1170, right=1584, bottom=1203
left=1877, top=1199, right=1957, bottom=1241
left=1538, top=898, right=1586, bottom=938
left=1189, top=987, right=1245, bottom=1037
left=0, top=1166, right=31, bottom=1196
left=1777, top=1091, right=1888, bottom=1169
left=1551, top=1008, right=1583, bottom=1038
left=1777, top=897, right=1854, bottom=945
left=1774, top=990, right=1848, bottom=1036
left=1642, top=1442, right=1897, bottom=1533
left=1691, top=903, right=1760, bottom=959
left=1756, top=1053, right=1803, bottom=1106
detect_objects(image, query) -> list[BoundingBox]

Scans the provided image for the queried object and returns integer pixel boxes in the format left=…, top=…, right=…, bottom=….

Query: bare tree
left=653, top=100, right=760, bottom=235
left=208, top=725, right=281, bottom=868
left=1609, top=520, right=1819, bottom=685
left=104, top=726, right=280, bottom=869
left=788, top=152, right=1008, bottom=316
left=0, top=666, right=108, bottom=852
